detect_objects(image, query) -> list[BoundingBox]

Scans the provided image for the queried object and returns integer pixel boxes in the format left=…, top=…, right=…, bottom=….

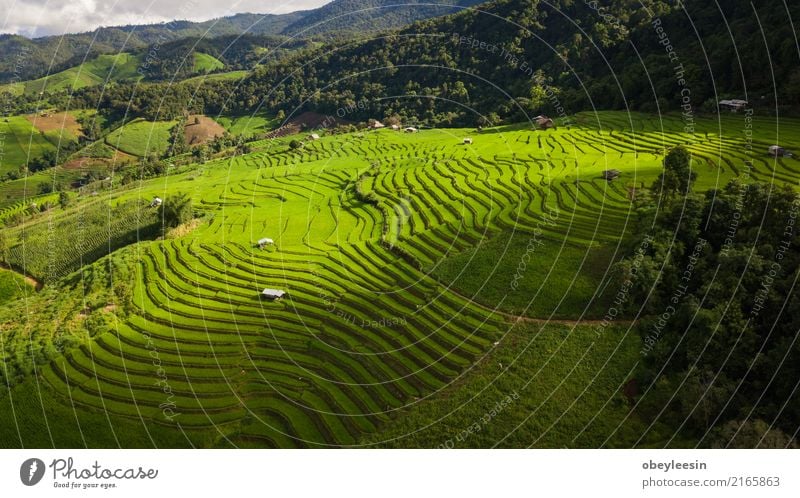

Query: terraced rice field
left=9, top=111, right=800, bottom=447
left=0, top=192, right=59, bottom=224
left=4, top=199, right=158, bottom=282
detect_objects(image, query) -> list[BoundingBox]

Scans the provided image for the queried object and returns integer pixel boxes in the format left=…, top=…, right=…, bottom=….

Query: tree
left=384, top=114, right=401, bottom=126
left=624, top=178, right=800, bottom=445
left=289, top=139, right=302, bottom=150
left=0, top=231, right=7, bottom=263
left=158, top=193, right=193, bottom=229
left=654, top=146, right=696, bottom=199
left=59, top=191, right=70, bottom=209
left=113, top=281, right=133, bottom=311
left=29, top=150, right=58, bottom=172
left=192, top=145, right=210, bottom=163
left=166, top=118, right=189, bottom=157
left=478, top=112, right=501, bottom=127
left=450, top=81, right=469, bottom=101
left=709, top=419, right=797, bottom=448
left=529, top=82, right=549, bottom=110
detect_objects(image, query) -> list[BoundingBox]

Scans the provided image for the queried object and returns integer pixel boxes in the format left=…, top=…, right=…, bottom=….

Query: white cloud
left=0, top=0, right=331, bottom=37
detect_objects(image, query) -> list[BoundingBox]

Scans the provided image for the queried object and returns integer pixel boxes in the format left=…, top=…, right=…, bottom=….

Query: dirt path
left=506, top=315, right=637, bottom=327
left=443, top=286, right=636, bottom=327
left=0, top=262, right=43, bottom=291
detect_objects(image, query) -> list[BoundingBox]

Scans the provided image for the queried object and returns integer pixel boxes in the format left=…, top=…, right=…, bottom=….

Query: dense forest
left=617, top=148, right=799, bottom=447
left=135, top=35, right=313, bottom=81
left=228, top=0, right=797, bottom=124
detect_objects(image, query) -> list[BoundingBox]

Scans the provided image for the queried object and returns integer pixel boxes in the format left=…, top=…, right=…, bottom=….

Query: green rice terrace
left=0, top=111, right=798, bottom=448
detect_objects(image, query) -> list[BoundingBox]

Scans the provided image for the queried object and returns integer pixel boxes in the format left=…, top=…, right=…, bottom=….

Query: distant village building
left=769, top=145, right=788, bottom=157
left=602, top=169, right=621, bottom=180
left=390, top=124, right=400, bottom=130
left=404, top=127, right=419, bottom=133
left=308, top=133, right=320, bottom=140
left=463, top=137, right=473, bottom=144
left=150, top=197, right=163, bottom=208
left=369, top=120, right=385, bottom=129
left=534, top=115, right=554, bottom=129
left=261, top=289, right=286, bottom=300
left=719, top=99, right=748, bottom=112
left=257, top=237, right=274, bottom=248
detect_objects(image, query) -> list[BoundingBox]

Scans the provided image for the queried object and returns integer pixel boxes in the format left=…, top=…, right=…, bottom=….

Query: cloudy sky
left=0, top=0, right=332, bottom=37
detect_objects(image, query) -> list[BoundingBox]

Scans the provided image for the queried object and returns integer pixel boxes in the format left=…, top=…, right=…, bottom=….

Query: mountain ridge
left=0, top=0, right=485, bottom=84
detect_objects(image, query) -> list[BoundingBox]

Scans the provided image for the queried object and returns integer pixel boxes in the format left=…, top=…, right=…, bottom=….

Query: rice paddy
left=1, top=110, right=799, bottom=447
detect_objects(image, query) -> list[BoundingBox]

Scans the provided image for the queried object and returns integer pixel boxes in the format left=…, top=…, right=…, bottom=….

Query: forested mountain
left=226, top=0, right=800, bottom=124
left=135, top=35, right=313, bottom=81
left=9, top=0, right=800, bottom=125
left=0, top=0, right=486, bottom=84
left=0, top=13, right=304, bottom=83
left=281, top=0, right=484, bottom=36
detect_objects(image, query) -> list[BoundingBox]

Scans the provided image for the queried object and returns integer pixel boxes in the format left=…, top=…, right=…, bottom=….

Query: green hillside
left=368, top=321, right=653, bottom=448
left=193, top=52, right=225, bottom=73
left=0, top=53, right=141, bottom=96
left=0, top=115, right=58, bottom=175
left=213, top=111, right=277, bottom=136
left=105, top=119, right=177, bottom=157
left=0, top=1, right=491, bottom=86
left=183, top=70, right=249, bottom=85
left=224, top=0, right=800, bottom=126
left=0, top=110, right=797, bottom=448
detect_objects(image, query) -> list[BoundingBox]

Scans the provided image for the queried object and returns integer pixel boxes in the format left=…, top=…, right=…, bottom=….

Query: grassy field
left=183, top=70, right=250, bottom=85
left=364, top=321, right=662, bottom=448
left=213, top=111, right=277, bottom=137
left=0, top=110, right=798, bottom=448
left=27, top=109, right=93, bottom=144
left=193, top=53, right=225, bottom=73
left=431, top=232, right=621, bottom=318
left=0, top=380, right=204, bottom=447
left=0, top=192, right=59, bottom=224
left=105, top=119, right=177, bottom=157
left=0, top=115, right=58, bottom=175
